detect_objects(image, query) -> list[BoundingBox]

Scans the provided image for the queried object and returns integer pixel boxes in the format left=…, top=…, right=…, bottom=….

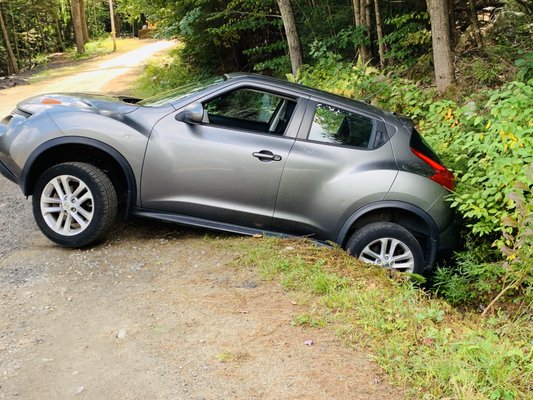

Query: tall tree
left=426, top=0, right=455, bottom=93
left=374, top=0, right=386, bottom=68
left=52, top=6, right=65, bottom=52
left=277, top=0, right=303, bottom=75
left=468, top=0, right=483, bottom=48
left=108, top=0, right=116, bottom=52
left=0, top=4, right=19, bottom=74
left=71, top=0, right=85, bottom=53
left=80, top=0, right=89, bottom=44
left=352, top=0, right=370, bottom=64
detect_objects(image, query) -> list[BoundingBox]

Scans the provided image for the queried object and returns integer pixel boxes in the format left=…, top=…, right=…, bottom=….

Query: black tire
left=32, top=162, right=118, bottom=247
left=346, top=222, right=425, bottom=274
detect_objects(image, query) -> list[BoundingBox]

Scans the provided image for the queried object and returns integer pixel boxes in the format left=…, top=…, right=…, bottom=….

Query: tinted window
left=308, top=104, right=374, bottom=148
left=410, top=129, right=443, bottom=163
left=204, top=89, right=296, bottom=135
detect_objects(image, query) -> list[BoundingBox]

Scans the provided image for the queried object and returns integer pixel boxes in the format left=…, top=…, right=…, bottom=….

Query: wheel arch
left=21, top=137, right=137, bottom=219
left=337, top=201, right=439, bottom=267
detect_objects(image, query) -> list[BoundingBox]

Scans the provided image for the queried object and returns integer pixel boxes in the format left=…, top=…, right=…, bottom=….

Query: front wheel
left=32, top=162, right=117, bottom=247
left=346, top=222, right=424, bottom=274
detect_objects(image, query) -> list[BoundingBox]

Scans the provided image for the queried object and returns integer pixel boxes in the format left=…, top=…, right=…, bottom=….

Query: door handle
left=252, top=151, right=282, bottom=162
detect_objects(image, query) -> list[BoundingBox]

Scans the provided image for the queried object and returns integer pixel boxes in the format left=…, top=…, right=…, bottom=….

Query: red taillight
left=410, top=147, right=455, bottom=191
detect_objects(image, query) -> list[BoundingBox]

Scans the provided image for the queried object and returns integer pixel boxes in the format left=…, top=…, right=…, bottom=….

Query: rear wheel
left=346, top=222, right=424, bottom=274
left=32, top=162, right=117, bottom=247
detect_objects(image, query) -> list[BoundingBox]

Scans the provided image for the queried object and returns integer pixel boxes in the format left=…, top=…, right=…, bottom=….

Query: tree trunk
left=447, top=0, right=457, bottom=48
left=0, top=8, right=19, bottom=75
left=24, top=15, right=32, bottom=67
left=32, top=0, right=47, bottom=53
left=80, top=0, right=90, bottom=43
left=277, top=0, right=303, bottom=76
left=108, top=0, right=116, bottom=52
left=70, top=0, right=85, bottom=53
left=468, top=0, right=483, bottom=48
left=364, top=0, right=372, bottom=33
left=352, top=0, right=370, bottom=64
left=364, top=0, right=374, bottom=63
left=53, top=8, right=65, bottom=52
left=8, top=0, right=20, bottom=61
left=374, top=0, right=386, bottom=69
left=427, top=0, right=455, bottom=93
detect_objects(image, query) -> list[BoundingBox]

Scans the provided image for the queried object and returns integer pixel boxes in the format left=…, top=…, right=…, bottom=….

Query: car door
left=272, top=100, right=398, bottom=241
left=141, top=86, right=304, bottom=231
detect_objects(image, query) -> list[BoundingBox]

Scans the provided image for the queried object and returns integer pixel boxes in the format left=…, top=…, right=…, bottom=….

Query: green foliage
left=134, top=46, right=201, bottom=98
left=433, top=247, right=508, bottom=307
left=449, top=82, right=533, bottom=237
left=514, top=52, right=533, bottom=82
left=472, top=59, right=502, bottom=85
left=488, top=5, right=533, bottom=50
left=308, top=27, right=367, bottom=62
left=0, top=0, right=119, bottom=75
left=382, top=12, right=432, bottom=74
left=68, top=37, right=121, bottom=60
left=235, top=238, right=533, bottom=399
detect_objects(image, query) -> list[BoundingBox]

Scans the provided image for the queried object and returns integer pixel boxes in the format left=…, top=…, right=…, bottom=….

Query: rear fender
left=336, top=201, right=439, bottom=266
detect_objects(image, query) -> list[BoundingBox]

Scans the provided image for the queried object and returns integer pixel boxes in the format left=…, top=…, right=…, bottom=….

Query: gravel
left=0, top=176, right=34, bottom=257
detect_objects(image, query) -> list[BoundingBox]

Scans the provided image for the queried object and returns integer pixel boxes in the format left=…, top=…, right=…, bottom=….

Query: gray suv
left=0, top=73, right=455, bottom=274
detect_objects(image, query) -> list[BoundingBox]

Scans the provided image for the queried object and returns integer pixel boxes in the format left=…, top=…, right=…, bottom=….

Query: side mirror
left=176, top=102, right=204, bottom=124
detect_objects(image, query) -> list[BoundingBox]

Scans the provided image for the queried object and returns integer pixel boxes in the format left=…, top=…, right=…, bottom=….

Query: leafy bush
left=382, top=12, right=432, bottom=77
left=449, top=82, right=533, bottom=237
left=515, top=52, right=533, bottom=82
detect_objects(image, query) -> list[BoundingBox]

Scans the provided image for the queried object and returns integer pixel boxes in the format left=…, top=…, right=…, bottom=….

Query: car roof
left=224, top=72, right=392, bottom=120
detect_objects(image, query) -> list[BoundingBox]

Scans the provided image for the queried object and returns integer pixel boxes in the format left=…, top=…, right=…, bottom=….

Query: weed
left=234, top=237, right=532, bottom=399
left=215, top=350, right=250, bottom=363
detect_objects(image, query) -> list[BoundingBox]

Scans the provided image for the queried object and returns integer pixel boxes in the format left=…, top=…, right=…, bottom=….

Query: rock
left=75, top=386, right=85, bottom=395
left=116, top=329, right=127, bottom=339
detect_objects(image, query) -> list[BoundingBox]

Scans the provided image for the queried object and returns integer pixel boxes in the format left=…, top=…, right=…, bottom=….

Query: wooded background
left=1, top=1, right=531, bottom=93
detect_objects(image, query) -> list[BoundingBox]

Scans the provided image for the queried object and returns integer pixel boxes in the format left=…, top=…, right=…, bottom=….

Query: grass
left=215, top=350, right=250, bottom=363
left=133, top=44, right=201, bottom=98
left=229, top=237, right=532, bottom=399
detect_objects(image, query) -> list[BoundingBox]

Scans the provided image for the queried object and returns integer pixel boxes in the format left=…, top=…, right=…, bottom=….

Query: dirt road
left=0, top=40, right=175, bottom=117
left=0, top=42, right=404, bottom=399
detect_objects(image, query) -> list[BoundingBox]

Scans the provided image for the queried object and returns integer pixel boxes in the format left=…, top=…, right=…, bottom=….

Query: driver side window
left=204, top=88, right=296, bottom=135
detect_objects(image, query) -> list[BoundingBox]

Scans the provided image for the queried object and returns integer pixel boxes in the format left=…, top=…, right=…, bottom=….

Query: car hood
left=17, top=93, right=142, bottom=115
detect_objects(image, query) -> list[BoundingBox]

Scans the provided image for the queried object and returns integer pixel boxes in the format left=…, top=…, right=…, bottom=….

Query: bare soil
left=0, top=41, right=405, bottom=399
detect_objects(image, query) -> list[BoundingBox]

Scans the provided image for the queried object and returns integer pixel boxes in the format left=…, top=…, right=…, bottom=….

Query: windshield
left=138, top=76, right=225, bottom=107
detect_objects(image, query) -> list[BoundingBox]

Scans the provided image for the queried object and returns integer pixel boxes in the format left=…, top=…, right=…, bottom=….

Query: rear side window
left=410, top=129, right=442, bottom=163
left=308, top=104, right=374, bottom=148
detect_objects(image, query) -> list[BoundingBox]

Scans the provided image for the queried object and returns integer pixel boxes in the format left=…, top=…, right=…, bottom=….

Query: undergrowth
left=134, top=44, right=204, bottom=98
left=68, top=37, right=140, bottom=60
left=234, top=237, right=532, bottom=399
